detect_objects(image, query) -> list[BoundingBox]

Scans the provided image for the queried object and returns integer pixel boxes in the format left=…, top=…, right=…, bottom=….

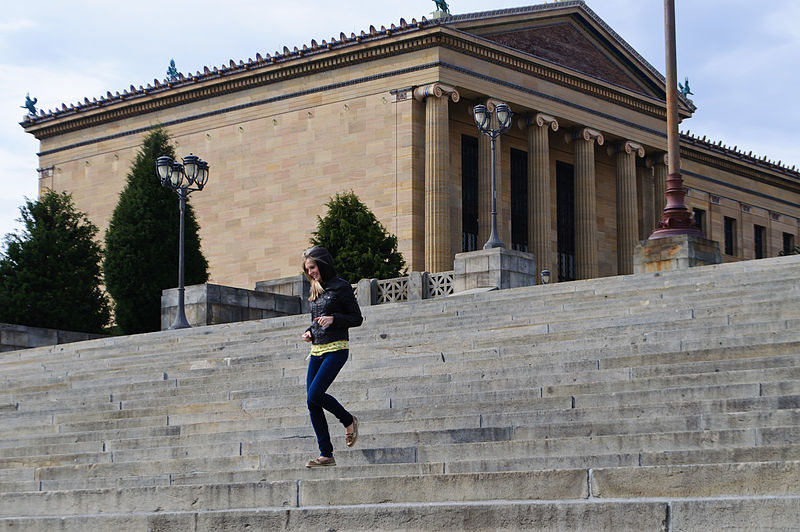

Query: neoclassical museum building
left=21, top=1, right=800, bottom=289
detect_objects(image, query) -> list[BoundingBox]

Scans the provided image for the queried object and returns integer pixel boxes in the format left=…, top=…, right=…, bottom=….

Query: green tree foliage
left=103, top=127, right=208, bottom=334
left=0, top=190, right=110, bottom=333
left=311, top=191, right=406, bottom=283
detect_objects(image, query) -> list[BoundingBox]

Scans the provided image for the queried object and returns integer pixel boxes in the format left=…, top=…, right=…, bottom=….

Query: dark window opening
left=556, top=161, right=575, bottom=282
left=510, top=148, right=528, bottom=252
left=754, top=225, right=765, bottom=259
left=724, top=216, right=736, bottom=256
left=783, top=232, right=795, bottom=254
left=461, top=135, right=479, bottom=252
left=692, top=208, right=705, bottom=237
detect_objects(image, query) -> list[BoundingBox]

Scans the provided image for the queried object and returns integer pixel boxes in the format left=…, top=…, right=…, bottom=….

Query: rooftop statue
left=167, top=59, right=179, bottom=82
left=433, top=0, right=450, bottom=15
left=679, top=77, right=693, bottom=98
left=21, top=93, right=38, bottom=116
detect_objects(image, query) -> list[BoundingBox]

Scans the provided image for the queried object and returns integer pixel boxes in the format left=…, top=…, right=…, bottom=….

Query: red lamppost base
left=648, top=172, right=703, bottom=240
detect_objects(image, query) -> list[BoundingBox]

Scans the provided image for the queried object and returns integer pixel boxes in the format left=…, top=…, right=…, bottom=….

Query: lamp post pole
left=649, top=0, right=701, bottom=239
left=156, top=154, right=209, bottom=330
left=473, top=102, right=513, bottom=249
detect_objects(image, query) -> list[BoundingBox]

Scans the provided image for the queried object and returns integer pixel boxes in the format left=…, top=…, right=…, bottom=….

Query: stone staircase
left=1, top=254, right=799, bottom=530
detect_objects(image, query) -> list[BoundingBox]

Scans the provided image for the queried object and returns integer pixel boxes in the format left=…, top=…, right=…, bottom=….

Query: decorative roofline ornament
left=679, top=76, right=693, bottom=98
left=21, top=93, right=38, bottom=116
left=432, top=0, right=450, bottom=18
left=167, top=59, right=179, bottom=83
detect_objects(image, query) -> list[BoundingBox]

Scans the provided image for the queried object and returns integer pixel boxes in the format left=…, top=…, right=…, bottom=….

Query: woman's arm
left=330, top=282, right=363, bottom=328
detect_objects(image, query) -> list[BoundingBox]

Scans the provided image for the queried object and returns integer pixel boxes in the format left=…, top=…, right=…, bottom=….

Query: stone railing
left=355, top=271, right=454, bottom=307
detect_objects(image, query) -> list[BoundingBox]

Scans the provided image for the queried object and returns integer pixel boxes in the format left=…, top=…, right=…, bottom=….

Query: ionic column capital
left=413, top=83, right=460, bottom=103
left=607, top=140, right=645, bottom=158
left=566, top=127, right=604, bottom=146
left=645, top=153, right=669, bottom=168
left=521, top=112, right=559, bottom=131
left=484, top=97, right=506, bottom=112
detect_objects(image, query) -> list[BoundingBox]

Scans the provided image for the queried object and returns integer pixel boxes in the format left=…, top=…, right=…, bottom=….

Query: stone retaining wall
left=0, top=323, right=107, bottom=352
left=161, top=283, right=302, bottom=330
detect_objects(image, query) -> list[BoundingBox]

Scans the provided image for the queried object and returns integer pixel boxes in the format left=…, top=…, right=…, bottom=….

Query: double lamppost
left=156, top=154, right=209, bottom=329
left=473, top=102, right=513, bottom=249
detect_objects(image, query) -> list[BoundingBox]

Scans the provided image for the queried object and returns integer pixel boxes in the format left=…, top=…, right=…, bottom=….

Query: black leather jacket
left=306, top=277, right=363, bottom=345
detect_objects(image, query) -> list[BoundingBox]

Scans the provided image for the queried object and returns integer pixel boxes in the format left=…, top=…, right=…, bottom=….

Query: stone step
left=32, top=455, right=262, bottom=483
left=7, top=368, right=795, bottom=442
left=0, top=426, right=181, bottom=460
left=3, top=391, right=796, bottom=466
left=4, top=272, right=792, bottom=372
left=4, top=333, right=798, bottom=412
left=173, top=393, right=800, bottom=438
left=0, top=500, right=671, bottom=531
left=447, top=443, right=800, bottom=474
left=1, top=300, right=792, bottom=386
left=34, top=461, right=446, bottom=493
left=411, top=427, right=791, bottom=463
left=590, top=461, right=800, bottom=498
left=113, top=410, right=800, bottom=465
left=13, top=439, right=800, bottom=496
left=77, top=344, right=797, bottom=410
left=3, top=495, right=799, bottom=531
left=4, top=461, right=798, bottom=519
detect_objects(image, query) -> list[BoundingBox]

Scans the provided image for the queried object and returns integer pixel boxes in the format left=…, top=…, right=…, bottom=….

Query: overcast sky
left=1, top=0, right=798, bottom=242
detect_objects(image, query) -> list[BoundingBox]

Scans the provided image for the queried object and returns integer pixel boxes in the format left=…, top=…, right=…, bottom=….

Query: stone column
left=526, top=113, right=558, bottom=280
left=414, top=83, right=460, bottom=272
left=612, top=140, right=644, bottom=275
left=649, top=153, right=668, bottom=225
left=569, top=127, right=604, bottom=280
left=637, top=164, right=655, bottom=241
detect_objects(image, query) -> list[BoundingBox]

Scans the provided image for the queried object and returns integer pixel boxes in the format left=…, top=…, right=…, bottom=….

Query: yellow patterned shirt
left=308, top=339, right=349, bottom=358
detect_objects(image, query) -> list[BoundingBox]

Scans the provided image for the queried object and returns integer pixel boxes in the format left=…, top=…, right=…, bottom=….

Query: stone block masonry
left=0, top=323, right=106, bottom=352
left=161, top=283, right=301, bottom=330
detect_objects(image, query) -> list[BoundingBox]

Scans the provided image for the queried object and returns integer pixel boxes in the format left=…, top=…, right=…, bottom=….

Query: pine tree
left=103, top=127, right=208, bottom=334
left=310, top=191, right=406, bottom=283
left=0, top=190, right=110, bottom=333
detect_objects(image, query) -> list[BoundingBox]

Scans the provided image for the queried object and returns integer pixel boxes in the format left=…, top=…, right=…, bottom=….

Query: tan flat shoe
left=345, top=416, right=358, bottom=447
left=305, top=457, right=336, bottom=468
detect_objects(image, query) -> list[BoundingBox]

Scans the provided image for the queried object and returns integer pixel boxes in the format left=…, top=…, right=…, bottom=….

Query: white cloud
left=0, top=19, right=35, bottom=34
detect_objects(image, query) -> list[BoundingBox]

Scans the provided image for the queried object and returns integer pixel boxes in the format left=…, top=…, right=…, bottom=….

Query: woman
left=301, top=246, right=362, bottom=467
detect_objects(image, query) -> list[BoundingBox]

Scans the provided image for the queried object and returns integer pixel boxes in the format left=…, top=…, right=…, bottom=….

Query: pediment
left=482, top=22, right=649, bottom=95
left=445, top=4, right=667, bottom=101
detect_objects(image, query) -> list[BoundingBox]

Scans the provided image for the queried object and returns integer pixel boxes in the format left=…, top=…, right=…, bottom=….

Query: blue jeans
left=306, top=349, right=354, bottom=457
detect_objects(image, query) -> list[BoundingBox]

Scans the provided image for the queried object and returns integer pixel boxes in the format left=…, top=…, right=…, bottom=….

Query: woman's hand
left=315, top=315, right=334, bottom=328
left=302, top=330, right=312, bottom=342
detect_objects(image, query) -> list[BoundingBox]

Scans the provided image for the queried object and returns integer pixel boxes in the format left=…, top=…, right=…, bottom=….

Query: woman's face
left=305, top=258, right=321, bottom=282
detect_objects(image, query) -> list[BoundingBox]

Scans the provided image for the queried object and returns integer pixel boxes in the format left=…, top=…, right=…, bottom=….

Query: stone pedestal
left=161, top=283, right=302, bottom=330
left=453, top=248, right=537, bottom=293
left=634, top=235, right=721, bottom=273
left=356, top=278, right=378, bottom=307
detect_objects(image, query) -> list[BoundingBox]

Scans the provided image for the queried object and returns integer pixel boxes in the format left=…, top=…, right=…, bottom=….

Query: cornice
left=680, top=143, right=800, bottom=193
left=23, top=26, right=671, bottom=141
left=23, top=31, right=443, bottom=140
